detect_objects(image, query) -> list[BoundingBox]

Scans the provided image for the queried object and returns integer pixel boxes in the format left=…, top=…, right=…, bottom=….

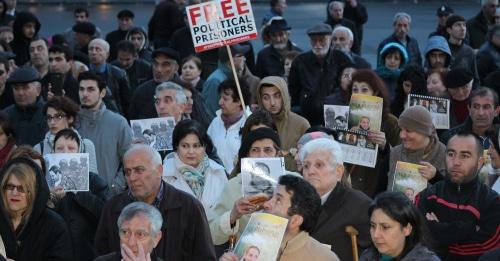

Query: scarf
left=220, top=110, right=243, bottom=128
left=375, top=66, right=402, bottom=80
left=0, top=141, right=15, bottom=167
left=175, top=153, right=210, bottom=200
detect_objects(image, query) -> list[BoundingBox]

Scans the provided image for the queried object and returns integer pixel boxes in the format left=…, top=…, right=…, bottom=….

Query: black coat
left=128, top=79, right=160, bottom=120
left=4, top=98, right=47, bottom=146
left=91, top=64, right=131, bottom=117
left=111, top=58, right=152, bottom=92
left=105, top=29, right=129, bottom=62
left=94, top=181, right=216, bottom=261
left=11, top=12, right=41, bottom=66
left=40, top=70, right=81, bottom=104
left=255, top=40, right=302, bottom=78
left=54, top=172, right=109, bottom=261
left=0, top=158, right=73, bottom=261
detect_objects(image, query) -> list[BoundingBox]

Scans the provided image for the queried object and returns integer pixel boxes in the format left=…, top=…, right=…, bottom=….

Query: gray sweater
left=77, top=103, right=132, bottom=195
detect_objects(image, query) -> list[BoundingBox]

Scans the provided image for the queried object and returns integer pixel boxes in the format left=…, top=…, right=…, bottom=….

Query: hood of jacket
left=12, top=11, right=41, bottom=42
left=424, top=35, right=451, bottom=66
left=377, top=41, right=409, bottom=68
left=256, top=76, right=290, bottom=121
left=126, top=26, right=150, bottom=52
left=0, top=157, right=50, bottom=241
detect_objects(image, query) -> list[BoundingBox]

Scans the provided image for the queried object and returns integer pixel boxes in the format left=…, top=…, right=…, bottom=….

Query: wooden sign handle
left=226, top=45, right=247, bottom=118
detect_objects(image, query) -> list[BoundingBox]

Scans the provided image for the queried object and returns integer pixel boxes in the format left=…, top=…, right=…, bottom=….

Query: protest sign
left=186, top=0, right=258, bottom=53
left=130, top=117, right=176, bottom=151
left=45, top=153, right=90, bottom=192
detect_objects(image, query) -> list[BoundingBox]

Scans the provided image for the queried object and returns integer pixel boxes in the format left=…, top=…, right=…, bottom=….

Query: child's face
left=284, top=58, right=293, bottom=75
left=360, top=118, right=370, bottom=130
left=384, top=51, right=402, bottom=70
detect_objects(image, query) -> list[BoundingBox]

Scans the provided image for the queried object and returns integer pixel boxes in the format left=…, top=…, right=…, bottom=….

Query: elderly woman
left=210, top=128, right=296, bottom=246
left=34, top=96, right=98, bottom=174
left=162, top=119, right=227, bottom=213
left=346, top=69, right=401, bottom=197
left=360, top=191, right=439, bottom=260
left=0, top=157, right=72, bottom=260
left=387, top=106, right=446, bottom=191
left=300, top=138, right=372, bottom=261
left=51, top=128, right=109, bottom=261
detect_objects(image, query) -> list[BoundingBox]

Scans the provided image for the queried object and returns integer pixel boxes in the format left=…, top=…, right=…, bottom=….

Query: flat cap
left=307, top=23, right=332, bottom=36
left=152, top=47, right=180, bottom=64
left=7, top=66, right=40, bottom=84
left=72, top=21, right=96, bottom=36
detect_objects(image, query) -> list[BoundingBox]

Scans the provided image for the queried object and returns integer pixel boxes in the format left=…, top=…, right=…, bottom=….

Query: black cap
left=72, top=21, right=96, bottom=36
left=268, top=17, right=291, bottom=33
left=307, top=23, right=332, bottom=36
left=117, top=9, right=134, bottom=19
left=437, top=5, right=454, bottom=17
left=7, top=66, right=40, bottom=84
left=445, top=67, right=473, bottom=89
left=0, top=51, right=15, bottom=60
left=152, top=48, right=180, bottom=64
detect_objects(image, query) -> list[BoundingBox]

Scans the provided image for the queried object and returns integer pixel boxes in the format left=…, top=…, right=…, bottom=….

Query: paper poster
left=45, top=153, right=90, bottom=192
left=241, top=157, right=285, bottom=199
left=408, top=94, right=450, bottom=129
left=392, top=161, right=427, bottom=202
left=130, top=117, right=176, bottom=151
left=324, top=105, right=349, bottom=130
left=234, top=213, right=288, bottom=261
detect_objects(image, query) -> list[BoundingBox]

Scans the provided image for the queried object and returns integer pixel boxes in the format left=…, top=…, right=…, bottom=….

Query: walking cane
left=345, top=225, right=359, bottom=261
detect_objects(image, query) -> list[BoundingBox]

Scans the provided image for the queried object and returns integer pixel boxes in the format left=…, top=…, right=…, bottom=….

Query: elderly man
left=288, top=23, right=353, bottom=126
left=95, top=144, right=216, bottom=260
left=255, top=17, right=302, bottom=78
left=467, top=0, right=499, bottom=49
left=417, top=132, right=500, bottom=260
left=299, top=138, right=372, bottom=261
left=88, top=39, right=131, bottom=116
left=331, top=26, right=371, bottom=69
left=95, top=202, right=163, bottom=261
left=220, top=175, right=340, bottom=261
left=128, top=47, right=180, bottom=120
left=325, top=1, right=360, bottom=54
left=154, top=81, right=187, bottom=123
left=440, top=87, right=499, bottom=149
left=377, top=12, right=422, bottom=66
left=4, top=66, right=46, bottom=145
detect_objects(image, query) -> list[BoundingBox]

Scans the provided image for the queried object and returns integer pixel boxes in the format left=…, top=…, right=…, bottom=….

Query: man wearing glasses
left=4, top=65, right=46, bottom=146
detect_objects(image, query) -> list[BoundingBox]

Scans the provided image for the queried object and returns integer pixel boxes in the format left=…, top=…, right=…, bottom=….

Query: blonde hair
left=1, top=162, right=37, bottom=227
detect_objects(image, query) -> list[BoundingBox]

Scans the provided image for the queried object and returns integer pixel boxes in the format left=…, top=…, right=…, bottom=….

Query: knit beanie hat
left=444, top=67, right=473, bottom=89
left=297, top=131, right=333, bottom=146
left=398, top=106, right=435, bottom=136
left=445, top=14, right=466, bottom=29
left=238, top=128, right=281, bottom=159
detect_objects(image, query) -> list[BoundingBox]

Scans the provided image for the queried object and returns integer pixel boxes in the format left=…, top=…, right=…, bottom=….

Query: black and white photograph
left=241, top=157, right=285, bottom=198
left=44, top=153, right=90, bottom=192
left=131, top=117, right=176, bottom=151
left=324, top=105, right=349, bottom=130
left=408, top=94, right=450, bottom=129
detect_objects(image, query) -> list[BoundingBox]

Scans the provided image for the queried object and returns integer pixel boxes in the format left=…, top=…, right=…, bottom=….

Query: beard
left=312, top=46, right=330, bottom=57
left=272, top=42, right=287, bottom=50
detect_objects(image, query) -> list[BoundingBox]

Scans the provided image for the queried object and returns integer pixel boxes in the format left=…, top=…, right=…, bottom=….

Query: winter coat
left=360, top=244, right=440, bottom=261
left=278, top=231, right=340, bottom=261
left=255, top=76, right=310, bottom=151
left=90, top=63, right=131, bottom=117
left=11, top=12, right=41, bottom=66
left=476, top=41, right=500, bottom=82
left=466, top=11, right=491, bottom=49
left=111, top=58, right=152, bottom=92
left=310, top=182, right=372, bottom=261
left=54, top=172, right=109, bottom=261
left=34, top=129, right=99, bottom=174
left=416, top=177, right=500, bottom=260
left=4, top=98, right=46, bottom=146
left=77, top=103, right=132, bottom=195
left=0, top=157, right=72, bottom=260
left=255, top=40, right=302, bottom=78
left=343, top=1, right=368, bottom=49
left=162, top=153, right=228, bottom=213
left=128, top=79, right=161, bottom=120
left=40, top=71, right=80, bottom=104
left=377, top=33, right=422, bottom=67
left=125, top=27, right=153, bottom=62
left=448, top=42, right=479, bottom=87
left=94, top=181, right=216, bottom=261
left=375, top=42, right=409, bottom=101
left=147, top=0, right=184, bottom=48
left=105, top=29, right=128, bottom=62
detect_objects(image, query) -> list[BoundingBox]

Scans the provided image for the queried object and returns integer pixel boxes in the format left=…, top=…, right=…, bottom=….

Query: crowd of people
left=0, top=0, right=499, bottom=260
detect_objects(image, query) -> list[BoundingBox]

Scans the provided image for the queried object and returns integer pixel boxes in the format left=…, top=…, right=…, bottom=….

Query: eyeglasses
left=46, top=113, right=67, bottom=122
left=4, top=183, right=26, bottom=193
left=118, top=228, right=150, bottom=241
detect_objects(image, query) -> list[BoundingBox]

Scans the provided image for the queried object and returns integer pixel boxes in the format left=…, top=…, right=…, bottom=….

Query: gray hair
left=393, top=12, right=412, bottom=24
left=117, top=202, right=163, bottom=236
left=329, top=0, right=345, bottom=9
left=332, top=25, right=354, bottom=42
left=89, top=38, right=110, bottom=53
left=124, top=144, right=162, bottom=167
left=299, top=138, right=344, bottom=167
left=481, top=0, right=497, bottom=7
left=155, top=81, right=187, bottom=104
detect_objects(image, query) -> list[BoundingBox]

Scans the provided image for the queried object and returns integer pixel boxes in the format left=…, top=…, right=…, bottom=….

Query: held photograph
left=131, top=117, right=176, bottom=151
left=44, top=153, right=90, bottom=192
